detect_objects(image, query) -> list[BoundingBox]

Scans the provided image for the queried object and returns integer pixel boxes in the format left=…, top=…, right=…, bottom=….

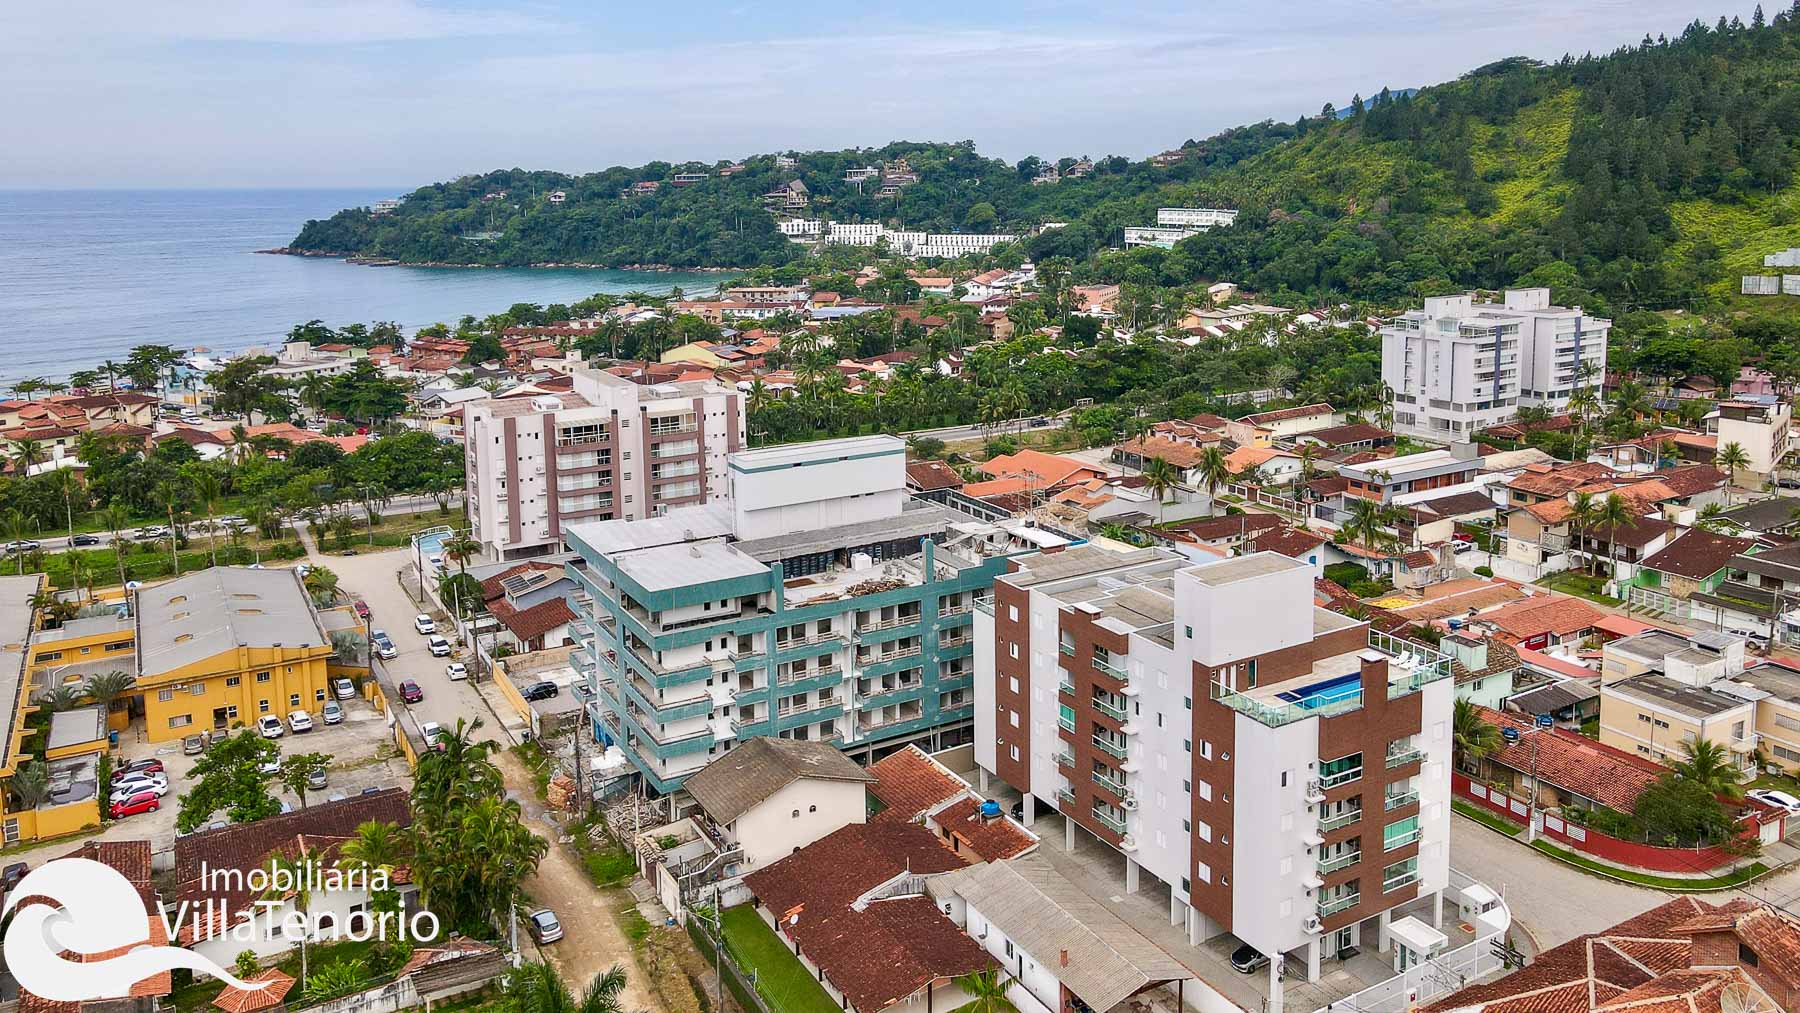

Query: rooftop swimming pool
left=1277, top=670, right=1363, bottom=710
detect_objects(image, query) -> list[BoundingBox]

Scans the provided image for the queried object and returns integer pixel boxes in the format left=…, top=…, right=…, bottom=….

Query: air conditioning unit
left=1121, top=793, right=1138, bottom=811
left=1302, top=915, right=1323, bottom=934
left=1304, top=779, right=1325, bottom=803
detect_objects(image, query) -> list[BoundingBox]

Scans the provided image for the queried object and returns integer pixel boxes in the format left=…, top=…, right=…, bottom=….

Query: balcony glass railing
left=1318, top=893, right=1360, bottom=917
left=1317, top=851, right=1360, bottom=875
left=1058, top=642, right=1076, bottom=657
left=1318, top=809, right=1361, bottom=833
left=1385, top=790, right=1421, bottom=811
left=1385, top=828, right=1422, bottom=851
left=1385, top=746, right=1424, bottom=768
left=1055, top=787, right=1075, bottom=805
left=1383, top=870, right=1420, bottom=893
left=1092, top=735, right=1128, bottom=759
left=1319, top=766, right=1363, bottom=789
left=1058, top=715, right=1076, bottom=733
left=1213, top=680, right=1363, bottom=727
left=974, top=597, right=994, bottom=616
left=1058, top=680, right=1075, bottom=696
left=1093, top=656, right=1126, bottom=679
left=1092, top=771, right=1127, bottom=795
left=1092, top=697, right=1127, bottom=721
left=1091, top=808, right=1127, bottom=834
left=1054, top=751, right=1075, bottom=769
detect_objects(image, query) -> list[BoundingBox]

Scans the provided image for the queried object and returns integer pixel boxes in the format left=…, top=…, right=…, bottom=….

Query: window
left=808, top=805, right=817, bottom=813
left=792, top=810, right=800, bottom=819
left=289, top=694, right=301, bottom=707
left=256, top=672, right=271, bottom=683
left=226, top=676, right=241, bottom=687
left=259, top=700, right=271, bottom=713
left=157, top=689, right=174, bottom=702
left=169, top=715, right=192, bottom=728
left=190, top=684, right=205, bottom=696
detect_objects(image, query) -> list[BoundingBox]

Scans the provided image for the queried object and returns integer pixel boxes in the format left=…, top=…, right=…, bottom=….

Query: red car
left=110, top=791, right=161, bottom=818
left=1451, top=532, right=1475, bottom=543
left=399, top=680, right=423, bottom=704
left=353, top=600, right=371, bottom=621
left=111, top=759, right=164, bottom=782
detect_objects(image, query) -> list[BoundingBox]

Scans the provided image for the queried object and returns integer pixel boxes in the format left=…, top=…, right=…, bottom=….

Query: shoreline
left=256, top=248, right=741, bottom=273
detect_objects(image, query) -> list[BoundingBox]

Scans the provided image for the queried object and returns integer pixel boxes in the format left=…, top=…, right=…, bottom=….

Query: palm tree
left=1340, top=497, right=1403, bottom=563
left=1593, top=493, right=1634, bottom=584
left=442, top=533, right=481, bottom=576
left=1141, top=457, right=1178, bottom=523
left=1672, top=737, right=1744, bottom=800
left=4, top=510, right=28, bottom=576
left=193, top=471, right=223, bottom=566
left=101, top=503, right=132, bottom=593
left=302, top=565, right=340, bottom=605
left=508, top=961, right=629, bottom=1013
left=262, top=851, right=318, bottom=986
left=36, top=684, right=82, bottom=712
left=48, top=468, right=83, bottom=544
left=1195, top=445, right=1232, bottom=515
left=1568, top=491, right=1598, bottom=574
left=1452, top=698, right=1503, bottom=769
left=82, top=670, right=133, bottom=721
left=954, top=969, right=1018, bottom=1013
left=10, top=439, right=44, bottom=476
left=153, top=480, right=182, bottom=574
left=9, top=760, right=50, bottom=809
left=1717, top=442, right=1750, bottom=503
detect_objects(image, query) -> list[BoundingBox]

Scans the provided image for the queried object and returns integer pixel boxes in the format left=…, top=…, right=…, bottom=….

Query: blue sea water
left=0, top=189, right=730, bottom=386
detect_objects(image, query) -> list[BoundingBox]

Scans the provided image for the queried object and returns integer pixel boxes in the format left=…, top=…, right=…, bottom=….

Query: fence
left=685, top=911, right=777, bottom=1013
left=1454, top=773, right=1742, bottom=872
left=293, top=976, right=420, bottom=1013
left=1311, top=868, right=1511, bottom=1013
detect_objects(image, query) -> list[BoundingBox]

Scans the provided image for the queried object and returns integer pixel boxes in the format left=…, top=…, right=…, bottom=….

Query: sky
left=0, top=1, right=1770, bottom=189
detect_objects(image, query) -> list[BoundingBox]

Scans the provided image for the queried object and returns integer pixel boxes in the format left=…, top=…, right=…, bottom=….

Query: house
left=1713, top=496, right=1800, bottom=536
left=1242, top=525, right=1329, bottom=573
left=680, top=737, right=876, bottom=874
left=1714, top=398, right=1792, bottom=484
left=1438, top=633, right=1522, bottom=710
left=1596, top=629, right=1758, bottom=775
left=904, top=459, right=964, bottom=500
left=1150, top=512, right=1285, bottom=557
left=1227, top=402, right=1340, bottom=443
left=1461, top=706, right=1662, bottom=817
left=868, top=745, right=1036, bottom=862
left=479, top=562, right=581, bottom=653
left=1503, top=461, right=1615, bottom=507
left=1480, top=594, right=1606, bottom=650
left=740, top=821, right=995, bottom=1013
left=12, top=840, right=172, bottom=1013
left=1292, top=422, right=1395, bottom=453
left=173, top=789, right=415, bottom=965
left=1629, top=529, right=1759, bottom=609
left=974, top=450, right=1106, bottom=493
left=1570, top=513, right=1676, bottom=582
left=1338, top=446, right=1483, bottom=505
left=1222, top=445, right=1304, bottom=485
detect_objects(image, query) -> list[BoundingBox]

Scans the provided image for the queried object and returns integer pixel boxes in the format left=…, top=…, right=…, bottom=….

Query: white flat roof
left=729, top=434, right=902, bottom=470
left=1389, top=916, right=1448, bottom=954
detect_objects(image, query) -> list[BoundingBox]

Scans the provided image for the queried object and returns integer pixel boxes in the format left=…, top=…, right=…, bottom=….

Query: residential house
left=1460, top=706, right=1662, bottom=818
left=1292, top=423, right=1396, bottom=454
left=1336, top=447, right=1484, bottom=505
left=479, top=562, right=581, bottom=653
left=680, top=736, right=877, bottom=874
left=1713, top=497, right=1800, bottom=536
left=868, top=745, right=1036, bottom=863
left=1597, top=629, right=1758, bottom=775
left=1477, top=594, right=1606, bottom=651
left=15, top=840, right=172, bottom=1013
left=1626, top=529, right=1759, bottom=618
left=1227, top=403, right=1340, bottom=444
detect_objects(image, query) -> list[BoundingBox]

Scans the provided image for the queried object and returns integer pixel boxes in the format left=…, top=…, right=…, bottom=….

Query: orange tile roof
left=1484, top=595, right=1606, bottom=641
left=977, top=449, right=1100, bottom=488
left=211, top=969, right=296, bottom=1013
left=870, top=745, right=968, bottom=822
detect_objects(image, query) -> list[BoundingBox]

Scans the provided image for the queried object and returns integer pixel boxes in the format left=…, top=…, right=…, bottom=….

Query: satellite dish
left=1721, top=981, right=1777, bottom=1013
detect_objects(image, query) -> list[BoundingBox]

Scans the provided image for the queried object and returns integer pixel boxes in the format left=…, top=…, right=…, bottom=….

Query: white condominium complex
left=975, top=547, right=1454, bottom=990
left=1123, top=208, right=1239, bottom=248
left=464, top=366, right=744, bottom=560
left=1381, top=287, right=1608, bottom=438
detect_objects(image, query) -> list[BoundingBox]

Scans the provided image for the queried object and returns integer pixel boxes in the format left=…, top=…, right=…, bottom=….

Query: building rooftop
left=729, top=434, right=902, bottom=472
left=685, top=737, right=875, bottom=825
left=0, top=574, right=42, bottom=772
left=1606, top=673, right=1755, bottom=720
left=1182, top=551, right=1307, bottom=587
left=135, top=567, right=328, bottom=678
left=615, top=540, right=768, bottom=593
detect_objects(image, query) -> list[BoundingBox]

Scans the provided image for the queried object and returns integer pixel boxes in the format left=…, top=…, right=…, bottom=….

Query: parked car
left=1451, top=540, right=1475, bottom=554
left=445, top=662, right=468, bottom=680
left=333, top=677, right=357, bottom=700
left=287, top=710, right=314, bottom=733
left=1747, top=788, right=1800, bottom=813
left=353, top=599, right=370, bottom=620
left=322, top=700, right=344, bottom=725
left=522, top=681, right=559, bottom=701
left=372, top=631, right=397, bottom=659
left=108, top=777, right=168, bottom=803
left=110, top=791, right=162, bottom=819
left=70, top=533, right=102, bottom=547
left=257, top=715, right=285, bottom=739
left=182, top=733, right=209, bottom=755
left=306, top=768, right=329, bottom=791
left=399, top=680, right=423, bottom=704
left=3, top=540, right=40, bottom=554
left=2, top=862, right=28, bottom=892
left=112, top=758, right=164, bottom=780
left=526, top=909, right=563, bottom=944
left=1451, top=531, right=1475, bottom=543
left=1230, top=944, right=1268, bottom=974
left=427, top=636, right=452, bottom=657
left=420, top=721, right=445, bottom=751
left=258, top=757, right=281, bottom=776
left=414, top=614, right=436, bottom=635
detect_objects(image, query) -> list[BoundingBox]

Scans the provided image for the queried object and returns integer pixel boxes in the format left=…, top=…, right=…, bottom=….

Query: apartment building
left=1600, top=628, right=1800, bottom=776
left=1335, top=446, right=1483, bottom=505
left=1123, top=208, right=1239, bottom=248
left=1382, top=288, right=1609, bottom=438
left=567, top=435, right=1052, bottom=794
left=975, top=547, right=1454, bottom=986
left=1714, top=397, right=1792, bottom=481
left=464, top=365, right=743, bottom=560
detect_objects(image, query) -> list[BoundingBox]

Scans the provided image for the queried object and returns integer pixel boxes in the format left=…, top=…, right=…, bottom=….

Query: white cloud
left=2, top=0, right=551, bottom=47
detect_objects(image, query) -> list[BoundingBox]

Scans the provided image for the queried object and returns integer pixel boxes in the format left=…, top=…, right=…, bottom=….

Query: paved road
left=1450, top=813, right=1667, bottom=950
left=12, top=495, right=446, bottom=554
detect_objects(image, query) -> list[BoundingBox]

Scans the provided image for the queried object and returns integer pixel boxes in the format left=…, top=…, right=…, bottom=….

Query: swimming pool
left=1277, top=671, right=1363, bottom=710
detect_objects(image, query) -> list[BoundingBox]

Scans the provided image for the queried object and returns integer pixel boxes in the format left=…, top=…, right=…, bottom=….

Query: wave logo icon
left=2, top=858, right=269, bottom=1003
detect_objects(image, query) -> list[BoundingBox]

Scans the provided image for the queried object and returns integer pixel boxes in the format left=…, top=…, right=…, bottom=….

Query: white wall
left=731, top=778, right=868, bottom=871
left=973, top=607, right=997, bottom=776
left=1176, top=555, right=1314, bottom=669
left=731, top=449, right=905, bottom=541
left=1227, top=712, right=1319, bottom=961
left=1121, top=633, right=1192, bottom=900
left=1416, top=678, right=1454, bottom=901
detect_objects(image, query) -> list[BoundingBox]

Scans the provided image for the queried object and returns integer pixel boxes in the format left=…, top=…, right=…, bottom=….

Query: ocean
left=0, top=189, right=732, bottom=386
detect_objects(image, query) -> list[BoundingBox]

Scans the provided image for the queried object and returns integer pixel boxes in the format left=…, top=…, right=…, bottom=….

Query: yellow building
left=658, top=341, right=728, bottom=369
left=1597, top=629, right=1758, bottom=775
left=133, top=567, right=362, bottom=741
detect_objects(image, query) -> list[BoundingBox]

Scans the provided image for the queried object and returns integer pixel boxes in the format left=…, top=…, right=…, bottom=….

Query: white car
left=445, top=662, right=468, bottom=680
left=375, top=638, right=398, bottom=660
left=287, top=710, right=313, bottom=733
left=427, top=554, right=444, bottom=572
left=333, top=677, right=356, bottom=700
left=427, top=636, right=452, bottom=658
left=109, top=773, right=169, bottom=800
left=256, top=715, right=284, bottom=739
left=420, top=721, right=444, bottom=750
left=414, top=615, right=436, bottom=635
left=322, top=700, right=344, bottom=725
left=1746, top=788, right=1800, bottom=813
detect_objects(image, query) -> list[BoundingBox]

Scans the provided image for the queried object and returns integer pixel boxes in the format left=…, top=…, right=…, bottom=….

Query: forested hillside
left=293, top=8, right=1800, bottom=314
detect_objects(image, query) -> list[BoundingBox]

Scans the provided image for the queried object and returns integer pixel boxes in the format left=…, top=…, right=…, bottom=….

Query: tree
left=278, top=752, right=332, bottom=809
left=10, top=760, right=51, bottom=808
left=1568, top=491, right=1598, bottom=573
left=36, top=684, right=83, bottom=713
left=194, top=470, right=224, bottom=566
left=320, top=362, right=411, bottom=424
left=302, top=565, right=340, bottom=605
left=1141, top=457, right=1178, bottom=523
left=508, top=961, right=630, bottom=1013
left=1593, top=492, right=1634, bottom=582
left=1671, top=737, right=1744, bottom=800
left=82, top=670, right=133, bottom=719
left=1451, top=698, right=1502, bottom=768
left=11, top=439, right=44, bottom=476
left=102, top=503, right=132, bottom=592
left=1632, top=774, right=1735, bottom=847
left=340, top=820, right=408, bottom=942
left=1716, top=442, right=1750, bottom=502
left=176, top=729, right=281, bottom=833
left=1194, top=446, right=1232, bottom=514
left=442, top=533, right=481, bottom=575
left=954, top=969, right=1018, bottom=1013
left=1340, top=497, right=1404, bottom=560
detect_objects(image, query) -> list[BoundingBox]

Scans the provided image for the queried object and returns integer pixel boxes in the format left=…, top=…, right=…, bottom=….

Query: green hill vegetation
left=294, top=8, right=1800, bottom=323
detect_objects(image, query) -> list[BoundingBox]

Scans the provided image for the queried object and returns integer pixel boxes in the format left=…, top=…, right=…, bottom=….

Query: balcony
left=1383, top=869, right=1420, bottom=893
left=1055, top=787, right=1075, bottom=806
left=1385, top=789, right=1421, bottom=811
left=974, top=597, right=994, bottom=617
left=1058, top=714, right=1076, bottom=733
left=1317, top=851, right=1360, bottom=875
left=1319, top=766, right=1363, bottom=789
left=1091, top=808, right=1127, bottom=834
left=1318, top=893, right=1360, bottom=917
left=1054, top=750, right=1075, bottom=769
left=939, top=633, right=972, bottom=649
left=1058, top=642, right=1076, bottom=657
left=1093, top=656, right=1126, bottom=680
left=938, top=604, right=972, bottom=619
left=856, top=614, right=921, bottom=637
left=1058, top=679, right=1075, bottom=697
left=1385, top=746, right=1424, bottom=769
left=1318, top=808, right=1361, bottom=833
left=1092, top=770, right=1127, bottom=796
left=1092, top=735, right=1127, bottom=759
left=1092, top=697, right=1127, bottom=721
left=1385, top=828, right=1422, bottom=851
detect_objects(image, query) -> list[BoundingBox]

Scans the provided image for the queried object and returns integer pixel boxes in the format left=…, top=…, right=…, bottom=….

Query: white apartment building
left=816, top=222, right=1015, bottom=258
left=463, top=365, right=743, bottom=560
left=777, top=217, right=824, bottom=238
left=1123, top=208, right=1239, bottom=248
left=1382, top=288, right=1609, bottom=438
left=975, top=548, right=1454, bottom=989
left=1714, top=398, right=1793, bottom=480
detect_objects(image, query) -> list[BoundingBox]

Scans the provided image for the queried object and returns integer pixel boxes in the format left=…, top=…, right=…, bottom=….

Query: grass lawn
left=1579, top=717, right=1600, bottom=739
left=1528, top=840, right=1767, bottom=890
left=1452, top=799, right=1525, bottom=836
left=316, top=509, right=465, bottom=554
left=720, top=905, right=841, bottom=1013
left=1535, top=570, right=1622, bottom=606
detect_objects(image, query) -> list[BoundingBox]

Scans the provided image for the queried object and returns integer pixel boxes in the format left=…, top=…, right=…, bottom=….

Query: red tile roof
left=1484, top=595, right=1606, bottom=642
left=212, top=969, right=296, bottom=1013
left=743, top=822, right=993, bottom=1012
left=1476, top=707, right=1662, bottom=811
left=870, top=745, right=968, bottom=821
left=18, top=841, right=170, bottom=1013
left=489, top=596, right=577, bottom=644
left=1245, top=526, right=1327, bottom=559
left=1297, top=422, right=1392, bottom=447
left=929, top=796, right=1037, bottom=862
left=1240, top=402, right=1334, bottom=426
left=1160, top=512, right=1284, bottom=542
left=904, top=460, right=964, bottom=492
left=1640, top=529, right=1757, bottom=580
left=1506, top=462, right=1615, bottom=497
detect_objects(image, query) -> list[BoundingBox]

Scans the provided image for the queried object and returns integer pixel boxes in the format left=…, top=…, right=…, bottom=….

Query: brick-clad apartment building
left=974, top=547, right=1455, bottom=987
